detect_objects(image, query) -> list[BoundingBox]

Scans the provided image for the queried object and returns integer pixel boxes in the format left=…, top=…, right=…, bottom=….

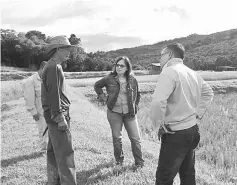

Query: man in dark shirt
left=41, top=35, right=77, bottom=185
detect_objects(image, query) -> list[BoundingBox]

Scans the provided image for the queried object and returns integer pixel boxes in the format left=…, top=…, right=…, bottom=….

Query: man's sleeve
left=150, top=73, right=176, bottom=128
left=197, top=80, right=214, bottom=119
left=45, top=66, right=65, bottom=123
left=23, top=79, right=37, bottom=116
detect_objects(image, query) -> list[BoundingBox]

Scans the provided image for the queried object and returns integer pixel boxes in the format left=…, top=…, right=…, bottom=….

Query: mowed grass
left=68, top=71, right=237, bottom=88
left=1, top=70, right=237, bottom=82
left=1, top=81, right=24, bottom=103
left=1, top=70, right=237, bottom=103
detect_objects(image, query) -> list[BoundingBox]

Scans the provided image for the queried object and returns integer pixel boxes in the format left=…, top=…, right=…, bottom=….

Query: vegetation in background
left=106, top=29, right=237, bottom=70
left=1, top=28, right=237, bottom=71
left=1, top=29, right=113, bottom=72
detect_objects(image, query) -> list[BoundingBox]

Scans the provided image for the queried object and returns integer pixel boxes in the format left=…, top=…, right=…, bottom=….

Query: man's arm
left=45, top=65, right=65, bottom=123
left=197, top=81, right=214, bottom=120
left=150, top=73, right=176, bottom=128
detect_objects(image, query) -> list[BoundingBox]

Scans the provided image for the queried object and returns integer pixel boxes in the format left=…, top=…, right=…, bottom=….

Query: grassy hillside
left=106, top=29, right=237, bottom=69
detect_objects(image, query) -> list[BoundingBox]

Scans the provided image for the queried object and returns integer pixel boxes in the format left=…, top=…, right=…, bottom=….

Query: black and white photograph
left=1, top=0, right=237, bottom=184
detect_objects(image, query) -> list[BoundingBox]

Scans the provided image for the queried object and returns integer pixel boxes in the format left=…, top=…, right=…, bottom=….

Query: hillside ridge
left=105, top=28, right=237, bottom=70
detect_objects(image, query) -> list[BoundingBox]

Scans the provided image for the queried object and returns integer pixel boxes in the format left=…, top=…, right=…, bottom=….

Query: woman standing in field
left=94, top=56, right=145, bottom=168
left=41, top=35, right=77, bottom=185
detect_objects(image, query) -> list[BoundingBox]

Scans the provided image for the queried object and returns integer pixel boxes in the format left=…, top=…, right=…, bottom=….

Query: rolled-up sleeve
left=197, top=81, right=214, bottom=119
left=94, top=77, right=107, bottom=97
left=150, top=73, right=175, bottom=127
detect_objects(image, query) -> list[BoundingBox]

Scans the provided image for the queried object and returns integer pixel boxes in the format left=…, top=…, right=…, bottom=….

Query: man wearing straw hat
left=41, top=35, right=77, bottom=185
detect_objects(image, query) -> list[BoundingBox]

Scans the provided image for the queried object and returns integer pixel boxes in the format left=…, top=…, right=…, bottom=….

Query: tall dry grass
left=84, top=88, right=237, bottom=180
left=1, top=81, right=24, bottom=103
left=137, top=92, right=237, bottom=179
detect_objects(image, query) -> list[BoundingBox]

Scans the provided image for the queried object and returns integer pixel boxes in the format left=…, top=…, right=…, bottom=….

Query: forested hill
left=1, top=28, right=237, bottom=71
left=105, top=28, right=237, bottom=70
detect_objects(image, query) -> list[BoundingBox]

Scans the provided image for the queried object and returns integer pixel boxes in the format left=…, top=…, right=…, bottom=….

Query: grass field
left=138, top=93, right=237, bottom=177
left=1, top=71, right=237, bottom=185
left=76, top=83, right=237, bottom=183
left=1, top=70, right=237, bottom=81
left=1, top=85, right=237, bottom=185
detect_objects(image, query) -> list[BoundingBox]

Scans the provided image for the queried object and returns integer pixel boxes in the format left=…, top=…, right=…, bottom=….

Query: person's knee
left=156, top=170, right=174, bottom=185
left=180, top=168, right=195, bottom=178
left=156, top=161, right=178, bottom=184
left=129, top=135, right=141, bottom=144
left=112, top=134, right=122, bottom=144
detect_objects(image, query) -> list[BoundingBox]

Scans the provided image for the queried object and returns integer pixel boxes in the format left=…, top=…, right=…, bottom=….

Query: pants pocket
left=192, top=126, right=200, bottom=149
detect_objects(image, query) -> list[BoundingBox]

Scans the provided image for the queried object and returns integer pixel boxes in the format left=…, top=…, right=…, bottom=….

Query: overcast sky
left=1, top=0, right=236, bottom=52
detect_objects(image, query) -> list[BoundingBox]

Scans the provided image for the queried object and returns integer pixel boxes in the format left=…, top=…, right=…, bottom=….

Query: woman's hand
left=98, top=94, right=107, bottom=105
left=33, top=113, right=40, bottom=121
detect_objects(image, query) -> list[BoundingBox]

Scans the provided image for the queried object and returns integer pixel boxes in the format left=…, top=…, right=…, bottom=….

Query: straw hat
left=46, top=35, right=77, bottom=54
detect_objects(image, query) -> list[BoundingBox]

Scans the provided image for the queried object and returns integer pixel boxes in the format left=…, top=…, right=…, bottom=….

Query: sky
left=1, top=0, right=237, bottom=52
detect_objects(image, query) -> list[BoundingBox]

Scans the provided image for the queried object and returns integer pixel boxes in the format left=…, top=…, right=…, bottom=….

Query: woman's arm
left=94, top=76, right=107, bottom=97
left=135, top=78, right=141, bottom=105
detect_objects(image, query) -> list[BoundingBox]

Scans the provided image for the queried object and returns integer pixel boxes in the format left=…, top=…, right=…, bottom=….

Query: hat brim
left=46, top=44, right=77, bottom=54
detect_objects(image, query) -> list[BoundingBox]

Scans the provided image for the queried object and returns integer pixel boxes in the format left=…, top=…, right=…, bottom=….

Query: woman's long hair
left=111, top=56, right=133, bottom=80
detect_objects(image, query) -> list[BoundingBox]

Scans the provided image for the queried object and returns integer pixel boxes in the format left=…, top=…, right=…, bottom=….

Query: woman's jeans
left=44, top=110, right=77, bottom=185
left=107, top=109, right=144, bottom=165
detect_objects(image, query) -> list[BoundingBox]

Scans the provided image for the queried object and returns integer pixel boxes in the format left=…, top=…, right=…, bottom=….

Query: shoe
left=133, top=163, right=144, bottom=171
left=116, top=161, right=123, bottom=166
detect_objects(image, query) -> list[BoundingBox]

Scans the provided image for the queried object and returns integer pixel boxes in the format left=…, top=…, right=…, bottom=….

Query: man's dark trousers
left=155, top=124, right=200, bottom=185
left=44, top=110, right=77, bottom=185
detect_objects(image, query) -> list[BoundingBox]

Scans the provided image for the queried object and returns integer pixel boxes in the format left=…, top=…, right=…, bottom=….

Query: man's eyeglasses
left=116, top=64, right=126, bottom=68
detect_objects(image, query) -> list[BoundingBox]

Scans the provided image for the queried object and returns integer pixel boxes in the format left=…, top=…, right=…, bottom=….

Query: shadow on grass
left=1, top=152, right=45, bottom=168
left=76, top=160, right=134, bottom=184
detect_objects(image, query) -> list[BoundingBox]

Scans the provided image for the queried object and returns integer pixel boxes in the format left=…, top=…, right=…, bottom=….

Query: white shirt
left=23, top=73, right=44, bottom=116
left=151, top=58, right=214, bottom=131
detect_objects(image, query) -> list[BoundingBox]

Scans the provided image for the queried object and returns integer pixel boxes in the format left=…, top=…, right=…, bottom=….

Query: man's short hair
left=165, top=43, right=185, bottom=60
left=39, top=61, right=47, bottom=70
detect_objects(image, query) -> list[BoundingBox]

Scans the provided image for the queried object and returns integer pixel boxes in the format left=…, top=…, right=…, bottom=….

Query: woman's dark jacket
left=94, top=73, right=140, bottom=117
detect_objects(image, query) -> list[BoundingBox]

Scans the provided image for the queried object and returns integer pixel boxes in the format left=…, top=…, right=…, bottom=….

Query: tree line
left=2, top=28, right=237, bottom=72
left=1, top=29, right=114, bottom=71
